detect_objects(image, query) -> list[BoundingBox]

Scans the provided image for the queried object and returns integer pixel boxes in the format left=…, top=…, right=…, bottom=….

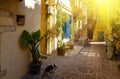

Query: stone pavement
left=64, top=46, right=83, bottom=56
left=22, top=44, right=120, bottom=79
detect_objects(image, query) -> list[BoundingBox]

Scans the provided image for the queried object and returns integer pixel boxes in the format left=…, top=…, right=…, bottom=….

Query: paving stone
left=22, top=44, right=120, bottom=79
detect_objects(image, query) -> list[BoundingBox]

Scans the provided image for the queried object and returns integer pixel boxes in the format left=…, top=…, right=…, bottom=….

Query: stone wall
left=0, top=1, right=41, bottom=79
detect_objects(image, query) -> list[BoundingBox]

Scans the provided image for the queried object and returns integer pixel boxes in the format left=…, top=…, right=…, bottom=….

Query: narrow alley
left=0, top=0, right=120, bottom=79
left=23, top=44, right=120, bottom=79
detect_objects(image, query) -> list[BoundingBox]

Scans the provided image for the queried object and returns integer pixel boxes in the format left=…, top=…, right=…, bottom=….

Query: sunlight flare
left=87, top=52, right=96, bottom=57
left=25, top=0, right=41, bottom=9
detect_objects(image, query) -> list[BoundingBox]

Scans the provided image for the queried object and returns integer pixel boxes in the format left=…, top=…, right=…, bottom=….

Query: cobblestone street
left=23, top=44, right=120, bottom=79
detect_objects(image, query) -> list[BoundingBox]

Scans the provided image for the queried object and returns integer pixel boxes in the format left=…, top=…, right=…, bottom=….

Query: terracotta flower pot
left=57, top=48, right=65, bottom=56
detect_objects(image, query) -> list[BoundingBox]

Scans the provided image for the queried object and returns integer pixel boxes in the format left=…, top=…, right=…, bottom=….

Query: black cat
left=42, top=64, right=58, bottom=76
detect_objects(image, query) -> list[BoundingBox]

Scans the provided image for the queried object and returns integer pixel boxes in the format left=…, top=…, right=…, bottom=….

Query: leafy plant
left=56, top=8, right=69, bottom=37
left=20, top=30, right=49, bottom=63
left=56, top=8, right=69, bottom=27
left=112, top=24, right=120, bottom=41
left=111, top=22, right=120, bottom=53
left=57, top=40, right=64, bottom=48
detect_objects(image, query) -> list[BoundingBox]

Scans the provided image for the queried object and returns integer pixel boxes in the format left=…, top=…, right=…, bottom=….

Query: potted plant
left=57, top=39, right=66, bottom=56
left=56, top=8, right=69, bottom=56
left=19, top=29, right=49, bottom=74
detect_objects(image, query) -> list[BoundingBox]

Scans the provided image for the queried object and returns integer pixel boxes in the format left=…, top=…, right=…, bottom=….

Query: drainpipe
left=45, top=0, right=49, bottom=54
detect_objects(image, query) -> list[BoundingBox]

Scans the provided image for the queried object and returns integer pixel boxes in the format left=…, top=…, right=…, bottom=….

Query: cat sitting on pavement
left=42, top=64, right=58, bottom=77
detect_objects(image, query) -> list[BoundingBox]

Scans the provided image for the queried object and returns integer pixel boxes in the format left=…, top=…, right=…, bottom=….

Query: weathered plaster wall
left=0, top=1, right=41, bottom=79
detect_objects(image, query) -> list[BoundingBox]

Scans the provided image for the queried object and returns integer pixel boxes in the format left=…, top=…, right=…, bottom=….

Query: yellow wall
left=69, top=0, right=120, bottom=41
left=40, top=0, right=47, bottom=54
left=40, top=0, right=55, bottom=55
left=88, top=0, right=120, bottom=41
left=0, top=1, right=41, bottom=79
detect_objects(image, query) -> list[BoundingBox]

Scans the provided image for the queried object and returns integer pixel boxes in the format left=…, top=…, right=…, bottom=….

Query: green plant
left=56, top=8, right=69, bottom=37
left=20, top=30, right=49, bottom=63
left=112, top=24, right=120, bottom=41
left=57, top=40, right=65, bottom=49
left=112, top=22, right=120, bottom=53
left=56, top=8, right=69, bottom=27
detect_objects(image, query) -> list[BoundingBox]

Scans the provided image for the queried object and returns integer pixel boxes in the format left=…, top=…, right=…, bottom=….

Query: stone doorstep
left=65, top=46, right=83, bottom=56
left=0, top=69, right=7, bottom=78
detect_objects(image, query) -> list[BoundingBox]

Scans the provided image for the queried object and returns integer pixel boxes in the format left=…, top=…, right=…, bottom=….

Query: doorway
left=97, top=31, right=104, bottom=41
